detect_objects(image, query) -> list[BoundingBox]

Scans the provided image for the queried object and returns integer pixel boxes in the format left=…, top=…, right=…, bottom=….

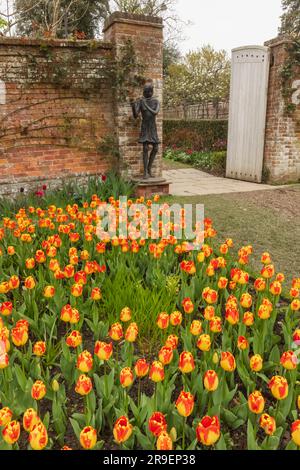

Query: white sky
left=175, top=0, right=283, bottom=54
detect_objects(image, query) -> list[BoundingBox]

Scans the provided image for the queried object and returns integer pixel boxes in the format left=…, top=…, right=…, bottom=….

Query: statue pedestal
left=132, top=177, right=170, bottom=198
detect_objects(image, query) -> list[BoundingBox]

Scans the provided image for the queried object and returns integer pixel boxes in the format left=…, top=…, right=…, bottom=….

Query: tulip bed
left=0, top=194, right=299, bottom=451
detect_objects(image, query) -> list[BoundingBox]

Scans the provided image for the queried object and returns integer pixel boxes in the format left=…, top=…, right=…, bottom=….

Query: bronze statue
left=131, top=82, right=160, bottom=179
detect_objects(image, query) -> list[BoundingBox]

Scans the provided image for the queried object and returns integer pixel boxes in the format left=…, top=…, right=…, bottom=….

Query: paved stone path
left=163, top=168, right=282, bottom=196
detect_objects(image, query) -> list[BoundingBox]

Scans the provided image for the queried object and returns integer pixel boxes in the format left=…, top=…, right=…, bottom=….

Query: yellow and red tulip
left=156, top=312, right=169, bottom=329
left=109, top=322, right=123, bottom=341
left=280, top=351, right=298, bottom=370
left=148, top=412, right=167, bottom=437
left=248, top=391, right=265, bottom=414
left=181, top=297, right=194, bottom=314
left=33, top=341, right=46, bottom=357
left=94, top=341, right=113, bottom=360
left=196, top=415, right=220, bottom=446
left=156, top=431, right=173, bottom=450
left=125, top=322, right=138, bottom=342
left=158, top=346, right=173, bottom=365
left=0, top=407, right=13, bottom=427
left=120, top=367, right=134, bottom=388
left=66, top=330, right=82, bottom=348
left=31, top=380, right=46, bottom=401
left=134, top=358, right=149, bottom=377
left=76, top=350, right=93, bottom=373
left=80, top=426, right=97, bottom=449
left=23, top=408, right=40, bottom=432
left=149, top=361, right=165, bottom=382
left=250, top=354, right=263, bottom=372
left=203, top=370, right=219, bottom=391
left=165, top=334, right=179, bottom=350
left=291, top=420, right=300, bottom=447
left=75, top=374, right=93, bottom=396
left=113, top=416, right=133, bottom=444
left=29, top=422, right=48, bottom=450
left=0, top=302, right=13, bottom=317
left=120, top=307, right=132, bottom=322
left=220, top=351, right=236, bottom=372
left=2, top=420, right=20, bottom=445
left=268, top=375, right=289, bottom=400
left=175, top=391, right=194, bottom=417
left=259, top=413, right=276, bottom=436
left=197, top=334, right=211, bottom=352
left=178, top=351, right=195, bottom=374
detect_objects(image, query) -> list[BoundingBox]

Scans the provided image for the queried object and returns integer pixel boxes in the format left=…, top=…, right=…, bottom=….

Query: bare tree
left=110, top=0, right=188, bottom=44
left=0, top=0, right=109, bottom=37
left=0, top=0, right=44, bottom=35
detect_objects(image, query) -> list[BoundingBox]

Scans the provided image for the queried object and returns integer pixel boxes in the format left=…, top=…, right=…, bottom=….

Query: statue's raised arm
left=131, top=99, right=142, bottom=119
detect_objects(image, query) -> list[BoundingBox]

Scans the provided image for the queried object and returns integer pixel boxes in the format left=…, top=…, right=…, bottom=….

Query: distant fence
left=164, top=100, right=229, bottom=121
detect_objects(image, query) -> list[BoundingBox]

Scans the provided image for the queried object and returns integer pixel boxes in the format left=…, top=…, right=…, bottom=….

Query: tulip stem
left=182, top=417, right=187, bottom=450
left=138, top=378, right=141, bottom=409
left=124, top=388, right=128, bottom=414
left=116, top=344, right=119, bottom=371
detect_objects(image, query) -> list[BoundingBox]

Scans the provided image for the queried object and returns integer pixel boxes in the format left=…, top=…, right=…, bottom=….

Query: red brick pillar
left=264, top=38, right=300, bottom=183
left=104, top=12, right=164, bottom=179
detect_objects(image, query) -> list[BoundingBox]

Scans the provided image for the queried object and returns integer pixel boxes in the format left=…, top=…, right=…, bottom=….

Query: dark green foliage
left=163, top=119, right=228, bottom=152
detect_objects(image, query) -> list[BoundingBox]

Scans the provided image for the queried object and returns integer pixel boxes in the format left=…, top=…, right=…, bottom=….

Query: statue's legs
left=143, top=143, right=149, bottom=179
left=147, top=144, right=159, bottom=177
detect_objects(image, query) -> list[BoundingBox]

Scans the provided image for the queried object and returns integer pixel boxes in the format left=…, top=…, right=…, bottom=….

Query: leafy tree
left=279, top=0, right=300, bottom=37
left=164, top=45, right=230, bottom=107
left=0, top=0, right=109, bottom=37
left=163, top=41, right=181, bottom=77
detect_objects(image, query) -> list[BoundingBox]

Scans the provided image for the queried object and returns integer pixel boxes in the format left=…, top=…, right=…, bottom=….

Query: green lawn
left=164, top=185, right=300, bottom=285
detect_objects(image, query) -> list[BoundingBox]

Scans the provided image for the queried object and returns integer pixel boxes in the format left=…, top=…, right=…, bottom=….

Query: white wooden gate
left=226, top=46, right=270, bottom=183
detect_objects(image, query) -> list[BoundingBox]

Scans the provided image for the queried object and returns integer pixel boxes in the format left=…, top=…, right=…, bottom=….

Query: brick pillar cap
left=103, top=11, right=163, bottom=33
left=264, top=35, right=295, bottom=47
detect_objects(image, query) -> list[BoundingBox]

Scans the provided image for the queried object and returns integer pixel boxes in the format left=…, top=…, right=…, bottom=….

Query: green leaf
left=13, top=364, right=27, bottom=392
left=278, top=388, right=294, bottom=421
left=43, top=411, right=50, bottom=430
left=69, top=417, right=82, bottom=441
left=269, top=345, right=281, bottom=363
left=135, top=428, right=153, bottom=450
left=247, top=419, right=260, bottom=450
left=285, top=440, right=297, bottom=450
left=187, top=438, right=198, bottom=450
left=215, top=433, right=227, bottom=450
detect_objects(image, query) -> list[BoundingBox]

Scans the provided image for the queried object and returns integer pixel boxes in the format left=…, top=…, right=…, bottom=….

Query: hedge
left=163, top=119, right=228, bottom=152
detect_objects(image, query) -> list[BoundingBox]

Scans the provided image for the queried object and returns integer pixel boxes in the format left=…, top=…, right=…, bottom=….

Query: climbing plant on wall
left=281, top=39, right=300, bottom=114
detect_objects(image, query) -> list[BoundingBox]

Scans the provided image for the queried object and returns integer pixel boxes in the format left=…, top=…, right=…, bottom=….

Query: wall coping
left=0, top=37, right=113, bottom=49
left=103, top=11, right=163, bottom=32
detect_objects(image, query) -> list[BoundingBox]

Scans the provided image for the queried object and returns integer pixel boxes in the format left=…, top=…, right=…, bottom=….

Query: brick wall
left=264, top=38, right=300, bottom=183
left=0, top=38, right=116, bottom=195
left=0, top=13, right=164, bottom=195
left=104, top=12, right=163, bottom=179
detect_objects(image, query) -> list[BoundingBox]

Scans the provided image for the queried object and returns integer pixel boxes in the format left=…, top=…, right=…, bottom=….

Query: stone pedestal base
left=132, top=177, right=170, bottom=198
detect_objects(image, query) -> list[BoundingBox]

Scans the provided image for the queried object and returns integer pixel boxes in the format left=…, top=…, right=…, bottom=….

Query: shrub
left=0, top=171, right=136, bottom=218
left=163, top=120, right=228, bottom=152
left=164, top=148, right=227, bottom=175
